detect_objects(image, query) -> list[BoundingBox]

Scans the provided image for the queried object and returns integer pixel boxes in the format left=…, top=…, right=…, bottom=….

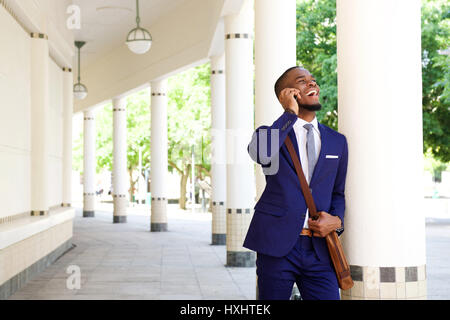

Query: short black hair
left=274, top=66, right=304, bottom=99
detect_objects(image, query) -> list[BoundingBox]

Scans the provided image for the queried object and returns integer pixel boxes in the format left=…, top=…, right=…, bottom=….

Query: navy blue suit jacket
left=243, top=111, right=349, bottom=264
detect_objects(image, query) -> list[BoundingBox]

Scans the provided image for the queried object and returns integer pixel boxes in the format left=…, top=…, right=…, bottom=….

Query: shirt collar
left=294, top=116, right=320, bottom=136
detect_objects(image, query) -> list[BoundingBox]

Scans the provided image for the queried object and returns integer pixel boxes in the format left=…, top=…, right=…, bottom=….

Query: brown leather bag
left=285, top=136, right=354, bottom=291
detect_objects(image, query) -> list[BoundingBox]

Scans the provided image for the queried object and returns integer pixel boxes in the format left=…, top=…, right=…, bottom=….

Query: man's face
left=285, top=68, right=320, bottom=106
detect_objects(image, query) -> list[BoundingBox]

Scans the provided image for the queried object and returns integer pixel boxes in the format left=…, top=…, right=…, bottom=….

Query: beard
left=299, top=103, right=322, bottom=112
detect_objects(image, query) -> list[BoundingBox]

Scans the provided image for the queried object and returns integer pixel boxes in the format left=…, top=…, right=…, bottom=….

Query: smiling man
left=244, top=67, right=349, bottom=300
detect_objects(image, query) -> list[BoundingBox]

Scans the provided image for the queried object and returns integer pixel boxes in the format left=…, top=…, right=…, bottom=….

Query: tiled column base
left=83, top=193, right=95, bottom=217
left=113, top=195, right=128, bottom=224
left=113, top=216, right=127, bottom=223
left=227, top=251, right=255, bottom=267
left=212, top=201, right=226, bottom=245
left=151, top=197, right=168, bottom=232
left=212, top=233, right=226, bottom=245
left=341, top=265, right=427, bottom=300
left=83, top=211, right=94, bottom=217
left=151, top=223, right=168, bottom=232
left=226, top=208, right=255, bottom=267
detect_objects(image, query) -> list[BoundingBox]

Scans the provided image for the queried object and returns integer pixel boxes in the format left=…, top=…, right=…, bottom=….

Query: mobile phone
left=294, top=94, right=301, bottom=108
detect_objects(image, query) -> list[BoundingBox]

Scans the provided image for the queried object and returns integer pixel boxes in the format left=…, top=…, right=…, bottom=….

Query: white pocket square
left=326, top=155, right=339, bottom=159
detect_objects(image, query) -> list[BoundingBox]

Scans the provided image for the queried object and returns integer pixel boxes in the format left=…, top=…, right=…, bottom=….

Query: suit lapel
left=309, top=122, right=329, bottom=187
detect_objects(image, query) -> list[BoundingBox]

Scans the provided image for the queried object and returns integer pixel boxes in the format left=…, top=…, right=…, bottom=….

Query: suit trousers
left=256, top=234, right=340, bottom=300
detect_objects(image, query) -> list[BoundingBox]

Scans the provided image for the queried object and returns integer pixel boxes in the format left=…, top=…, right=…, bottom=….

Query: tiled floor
left=8, top=203, right=257, bottom=300
left=7, top=202, right=450, bottom=300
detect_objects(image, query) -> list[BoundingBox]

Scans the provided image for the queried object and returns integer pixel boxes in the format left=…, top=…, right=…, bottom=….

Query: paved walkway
left=424, top=219, right=450, bottom=300
left=8, top=203, right=256, bottom=300
left=7, top=203, right=450, bottom=300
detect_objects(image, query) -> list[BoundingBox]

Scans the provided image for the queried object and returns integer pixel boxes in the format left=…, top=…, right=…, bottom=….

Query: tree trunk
left=195, top=164, right=211, bottom=212
left=179, top=164, right=190, bottom=210
left=128, top=169, right=135, bottom=202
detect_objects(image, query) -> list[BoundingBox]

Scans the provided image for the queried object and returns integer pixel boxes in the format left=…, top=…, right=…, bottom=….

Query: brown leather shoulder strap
left=285, top=136, right=319, bottom=219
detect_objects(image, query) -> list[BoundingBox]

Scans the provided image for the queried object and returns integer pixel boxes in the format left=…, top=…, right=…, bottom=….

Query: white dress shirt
left=292, top=116, right=321, bottom=228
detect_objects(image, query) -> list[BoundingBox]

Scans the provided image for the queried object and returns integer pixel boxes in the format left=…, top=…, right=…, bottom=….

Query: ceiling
left=71, top=0, right=187, bottom=67
left=5, top=0, right=238, bottom=111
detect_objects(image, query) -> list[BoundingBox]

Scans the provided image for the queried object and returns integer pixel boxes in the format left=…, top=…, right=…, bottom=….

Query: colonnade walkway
left=7, top=202, right=450, bottom=300
left=8, top=203, right=256, bottom=300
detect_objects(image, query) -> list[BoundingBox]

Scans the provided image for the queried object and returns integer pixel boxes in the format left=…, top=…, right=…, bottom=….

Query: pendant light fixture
left=73, top=41, right=88, bottom=100
left=126, top=0, right=152, bottom=54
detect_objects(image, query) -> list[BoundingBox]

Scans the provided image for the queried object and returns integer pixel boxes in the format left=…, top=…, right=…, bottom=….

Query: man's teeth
left=306, top=90, right=317, bottom=96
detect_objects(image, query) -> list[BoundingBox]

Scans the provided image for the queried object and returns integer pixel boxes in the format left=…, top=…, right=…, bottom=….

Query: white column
left=210, top=54, right=227, bottom=245
left=254, top=0, right=297, bottom=297
left=337, top=0, right=426, bottom=300
left=150, top=80, right=168, bottom=232
left=83, top=109, right=96, bottom=217
left=30, top=32, right=50, bottom=216
left=62, top=67, right=73, bottom=207
left=254, top=0, right=297, bottom=201
left=224, top=0, right=256, bottom=267
left=112, top=97, right=128, bottom=223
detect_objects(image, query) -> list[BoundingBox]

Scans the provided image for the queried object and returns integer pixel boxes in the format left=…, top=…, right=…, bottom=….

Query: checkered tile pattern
left=227, top=251, right=255, bottom=267
left=226, top=208, right=253, bottom=252
left=341, top=265, right=427, bottom=300
left=83, top=193, right=95, bottom=212
left=212, top=201, right=226, bottom=235
left=30, top=32, right=48, bottom=40
left=113, top=195, right=128, bottom=218
left=30, top=210, right=48, bottom=217
left=225, top=33, right=253, bottom=40
left=151, top=197, right=168, bottom=224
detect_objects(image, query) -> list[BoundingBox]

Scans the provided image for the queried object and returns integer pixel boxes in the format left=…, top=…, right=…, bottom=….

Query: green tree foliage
left=424, top=150, right=450, bottom=182
left=167, top=62, right=212, bottom=209
left=422, top=0, right=450, bottom=163
left=93, top=90, right=151, bottom=198
left=126, top=89, right=152, bottom=198
left=71, top=106, right=114, bottom=175
left=72, top=0, right=449, bottom=202
left=95, top=104, right=113, bottom=173
left=296, top=0, right=338, bottom=129
left=296, top=0, right=450, bottom=163
left=72, top=130, right=83, bottom=174
left=72, top=63, right=212, bottom=205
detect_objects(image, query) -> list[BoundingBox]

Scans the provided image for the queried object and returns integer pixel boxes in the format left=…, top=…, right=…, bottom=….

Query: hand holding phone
left=279, top=88, right=301, bottom=115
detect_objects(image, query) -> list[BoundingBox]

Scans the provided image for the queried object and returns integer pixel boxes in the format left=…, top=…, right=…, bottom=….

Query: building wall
left=0, top=3, right=74, bottom=298
left=0, top=5, right=32, bottom=219
left=0, top=5, right=65, bottom=218
left=48, top=59, right=64, bottom=208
